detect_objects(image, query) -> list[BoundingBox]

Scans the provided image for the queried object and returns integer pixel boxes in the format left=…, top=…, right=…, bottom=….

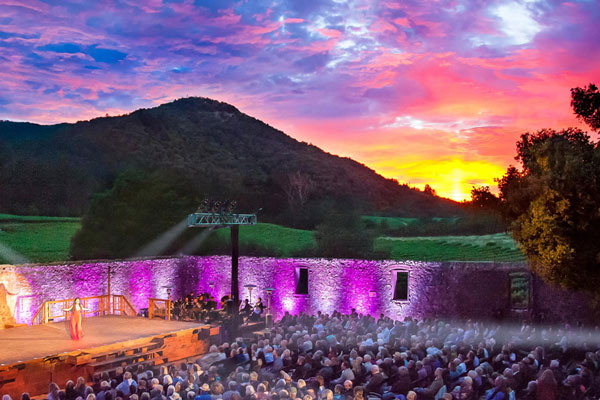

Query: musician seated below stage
left=240, top=297, right=265, bottom=323
left=171, top=292, right=218, bottom=322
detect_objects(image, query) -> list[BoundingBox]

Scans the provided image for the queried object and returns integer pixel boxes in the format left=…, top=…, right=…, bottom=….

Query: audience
left=5, top=310, right=600, bottom=400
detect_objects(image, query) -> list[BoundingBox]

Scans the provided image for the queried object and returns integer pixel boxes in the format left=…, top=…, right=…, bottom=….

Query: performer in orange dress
left=63, top=298, right=90, bottom=340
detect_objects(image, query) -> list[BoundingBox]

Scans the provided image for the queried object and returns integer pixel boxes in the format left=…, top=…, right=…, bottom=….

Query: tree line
left=470, top=83, right=600, bottom=292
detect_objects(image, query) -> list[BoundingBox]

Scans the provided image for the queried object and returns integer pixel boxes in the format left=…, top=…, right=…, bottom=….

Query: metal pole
left=231, top=225, right=239, bottom=337
left=107, top=265, right=111, bottom=315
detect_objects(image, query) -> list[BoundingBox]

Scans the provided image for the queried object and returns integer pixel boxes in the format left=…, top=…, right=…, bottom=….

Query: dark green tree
left=423, top=184, right=437, bottom=196
left=497, top=84, right=600, bottom=290
left=70, top=169, right=200, bottom=260
left=470, top=186, right=501, bottom=212
left=314, top=210, right=377, bottom=259
left=499, top=128, right=600, bottom=290
left=571, top=83, right=600, bottom=131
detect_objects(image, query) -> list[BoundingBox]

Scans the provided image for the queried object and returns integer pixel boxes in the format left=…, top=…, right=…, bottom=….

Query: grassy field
left=0, top=213, right=524, bottom=264
left=362, top=216, right=419, bottom=228
left=0, top=215, right=81, bottom=264
left=211, top=223, right=524, bottom=262
left=374, top=233, right=525, bottom=262
left=0, top=213, right=80, bottom=222
left=362, top=215, right=461, bottom=228
left=212, top=223, right=316, bottom=257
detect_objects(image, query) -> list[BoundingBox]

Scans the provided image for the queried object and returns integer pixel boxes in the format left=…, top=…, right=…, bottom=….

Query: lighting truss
left=187, top=212, right=257, bottom=227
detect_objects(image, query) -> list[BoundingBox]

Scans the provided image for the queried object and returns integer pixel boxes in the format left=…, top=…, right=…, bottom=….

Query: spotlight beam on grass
left=178, top=226, right=216, bottom=254
left=134, top=218, right=188, bottom=258
left=0, top=241, right=30, bottom=264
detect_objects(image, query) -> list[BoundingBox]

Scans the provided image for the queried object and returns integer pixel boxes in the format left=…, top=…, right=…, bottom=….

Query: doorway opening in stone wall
left=295, top=266, right=309, bottom=295
left=392, top=270, right=409, bottom=302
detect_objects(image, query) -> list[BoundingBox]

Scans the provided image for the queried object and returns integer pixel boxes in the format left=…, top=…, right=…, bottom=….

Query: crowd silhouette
left=6, top=310, right=600, bottom=400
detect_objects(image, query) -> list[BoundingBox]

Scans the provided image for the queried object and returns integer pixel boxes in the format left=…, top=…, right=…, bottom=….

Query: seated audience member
left=413, top=368, right=445, bottom=400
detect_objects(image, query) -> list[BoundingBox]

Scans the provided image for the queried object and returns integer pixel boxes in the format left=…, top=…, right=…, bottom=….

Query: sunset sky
left=1, top=0, right=599, bottom=200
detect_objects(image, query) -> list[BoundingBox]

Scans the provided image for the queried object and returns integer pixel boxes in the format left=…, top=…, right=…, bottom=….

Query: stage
left=0, top=316, right=220, bottom=398
left=0, top=316, right=206, bottom=365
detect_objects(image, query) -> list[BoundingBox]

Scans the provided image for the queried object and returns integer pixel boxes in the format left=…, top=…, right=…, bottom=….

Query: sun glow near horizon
left=372, top=158, right=507, bottom=202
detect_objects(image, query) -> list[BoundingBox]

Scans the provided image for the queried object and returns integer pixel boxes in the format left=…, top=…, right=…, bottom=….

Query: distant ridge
left=0, top=97, right=463, bottom=219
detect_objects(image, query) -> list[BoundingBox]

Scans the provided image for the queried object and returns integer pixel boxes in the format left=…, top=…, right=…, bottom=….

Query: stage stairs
left=75, top=327, right=219, bottom=378
left=83, top=321, right=266, bottom=378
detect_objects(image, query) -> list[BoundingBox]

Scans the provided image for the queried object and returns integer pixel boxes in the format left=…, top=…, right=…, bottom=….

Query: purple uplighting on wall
left=128, top=261, right=154, bottom=311
left=2, top=256, right=435, bottom=324
left=2, top=256, right=593, bottom=325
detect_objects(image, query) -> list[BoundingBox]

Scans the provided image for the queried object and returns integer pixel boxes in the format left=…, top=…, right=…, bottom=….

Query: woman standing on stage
left=63, top=297, right=90, bottom=340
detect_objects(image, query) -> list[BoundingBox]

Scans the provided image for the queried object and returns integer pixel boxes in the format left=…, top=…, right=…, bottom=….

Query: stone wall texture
left=0, top=256, right=596, bottom=325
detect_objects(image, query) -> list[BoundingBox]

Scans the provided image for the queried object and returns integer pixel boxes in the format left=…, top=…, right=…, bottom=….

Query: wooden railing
left=31, top=294, right=137, bottom=325
left=113, top=295, right=137, bottom=317
left=148, top=298, right=172, bottom=320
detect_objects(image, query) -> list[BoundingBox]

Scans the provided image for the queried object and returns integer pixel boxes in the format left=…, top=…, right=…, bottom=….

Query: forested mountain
left=0, top=97, right=463, bottom=222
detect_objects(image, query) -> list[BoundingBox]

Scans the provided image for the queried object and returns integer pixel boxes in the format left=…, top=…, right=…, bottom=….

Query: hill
left=0, top=97, right=463, bottom=222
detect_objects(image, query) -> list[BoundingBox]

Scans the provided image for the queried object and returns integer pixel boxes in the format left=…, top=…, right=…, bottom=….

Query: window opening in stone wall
left=393, top=271, right=409, bottom=301
left=295, top=267, right=309, bottom=295
left=510, top=272, right=529, bottom=309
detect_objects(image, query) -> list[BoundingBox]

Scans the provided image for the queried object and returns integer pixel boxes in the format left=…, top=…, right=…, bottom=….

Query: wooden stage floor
left=0, top=316, right=206, bottom=365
